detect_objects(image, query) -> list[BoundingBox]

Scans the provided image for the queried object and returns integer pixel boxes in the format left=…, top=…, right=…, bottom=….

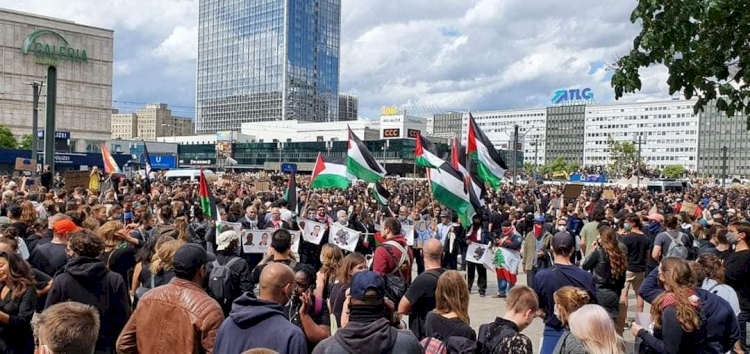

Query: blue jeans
left=540, top=325, right=565, bottom=354
left=739, top=310, right=749, bottom=351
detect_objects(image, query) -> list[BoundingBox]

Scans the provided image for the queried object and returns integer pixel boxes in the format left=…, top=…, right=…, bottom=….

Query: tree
left=612, top=0, right=750, bottom=128
left=607, top=136, right=640, bottom=177
left=523, top=162, right=534, bottom=175
left=19, top=134, right=33, bottom=150
left=0, top=126, right=17, bottom=149
left=663, top=164, right=686, bottom=178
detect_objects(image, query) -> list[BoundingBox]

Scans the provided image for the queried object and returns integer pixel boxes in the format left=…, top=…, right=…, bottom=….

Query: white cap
left=216, top=230, right=239, bottom=251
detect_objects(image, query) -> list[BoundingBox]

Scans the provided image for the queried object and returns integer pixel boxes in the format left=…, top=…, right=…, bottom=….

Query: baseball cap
left=534, top=215, right=546, bottom=224
left=647, top=213, right=664, bottom=223
left=440, top=210, right=451, bottom=218
left=350, top=271, right=385, bottom=301
left=215, top=230, right=239, bottom=251
left=52, top=219, right=81, bottom=236
left=551, top=231, right=575, bottom=249
left=172, top=244, right=216, bottom=277
left=0, top=216, right=10, bottom=227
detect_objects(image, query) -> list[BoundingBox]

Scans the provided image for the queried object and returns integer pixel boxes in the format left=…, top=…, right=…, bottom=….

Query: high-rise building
left=196, top=0, right=342, bottom=133
left=584, top=100, right=699, bottom=172
left=338, top=93, right=358, bottom=121
left=697, top=102, right=750, bottom=178
left=0, top=9, right=113, bottom=153
left=111, top=103, right=194, bottom=140
left=545, top=105, right=586, bottom=166
left=430, top=112, right=464, bottom=141
left=111, top=113, right=138, bottom=140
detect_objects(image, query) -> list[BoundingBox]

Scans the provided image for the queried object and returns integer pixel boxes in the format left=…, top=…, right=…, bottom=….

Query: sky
left=3, top=0, right=675, bottom=120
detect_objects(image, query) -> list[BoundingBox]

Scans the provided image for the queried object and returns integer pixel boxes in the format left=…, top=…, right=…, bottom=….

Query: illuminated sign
left=381, top=106, right=400, bottom=116
left=407, top=129, right=420, bottom=138
left=21, top=29, right=88, bottom=66
left=382, top=129, right=401, bottom=138
left=552, top=88, right=593, bottom=105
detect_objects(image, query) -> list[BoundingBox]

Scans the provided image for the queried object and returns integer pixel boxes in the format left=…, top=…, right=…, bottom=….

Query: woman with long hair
left=557, top=304, right=625, bottom=354
left=0, top=250, right=37, bottom=353
left=582, top=225, right=627, bottom=332
left=632, top=257, right=702, bottom=354
left=551, top=286, right=591, bottom=354
left=174, top=216, right=189, bottom=242
left=424, top=270, right=476, bottom=341
left=148, top=239, right=186, bottom=287
left=315, top=244, right=343, bottom=301
left=0, top=236, right=51, bottom=310
left=19, top=201, right=36, bottom=229
left=130, top=235, right=174, bottom=297
left=691, top=254, right=740, bottom=316
left=329, top=252, right=367, bottom=327
left=98, top=221, right=139, bottom=284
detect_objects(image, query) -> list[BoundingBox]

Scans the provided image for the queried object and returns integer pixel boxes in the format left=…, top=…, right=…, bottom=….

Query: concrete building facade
left=240, top=119, right=378, bottom=143
left=111, top=112, right=138, bottom=139
left=697, top=103, right=750, bottom=178
left=0, top=8, right=113, bottom=152
left=111, top=103, right=194, bottom=140
left=338, top=93, right=358, bottom=121
left=430, top=111, right=464, bottom=141
left=545, top=105, right=586, bottom=167
left=461, top=108, right=547, bottom=166
left=584, top=100, right=700, bottom=172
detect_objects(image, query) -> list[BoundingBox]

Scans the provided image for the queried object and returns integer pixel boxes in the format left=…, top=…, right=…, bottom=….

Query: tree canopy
left=0, top=126, right=17, bottom=149
left=19, top=134, right=33, bottom=150
left=612, top=0, right=750, bottom=128
left=607, top=137, right=641, bottom=177
left=662, top=164, right=686, bottom=178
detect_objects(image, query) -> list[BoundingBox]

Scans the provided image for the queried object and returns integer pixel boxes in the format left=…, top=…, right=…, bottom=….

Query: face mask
left=556, top=226, right=566, bottom=232
left=624, top=224, right=632, bottom=231
left=726, top=232, right=737, bottom=244
left=553, top=305, right=561, bottom=318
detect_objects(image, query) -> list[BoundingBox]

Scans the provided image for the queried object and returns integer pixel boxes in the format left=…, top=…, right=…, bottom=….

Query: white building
left=461, top=108, right=547, bottom=166
left=157, top=132, right=255, bottom=145
left=379, top=114, right=426, bottom=140
left=583, top=99, right=700, bottom=171
left=240, top=119, right=379, bottom=143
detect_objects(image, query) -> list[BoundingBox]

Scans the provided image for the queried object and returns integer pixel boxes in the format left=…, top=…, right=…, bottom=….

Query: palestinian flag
left=414, top=133, right=445, bottom=169
left=199, top=169, right=220, bottom=233
left=467, top=112, right=507, bottom=189
left=428, top=163, right=476, bottom=228
left=284, top=171, right=297, bottom=217
left=311, top=153, right=351, bottom=190
left=347, top=127, right=386, bottom=183
left=370, top=182, right=390, bottom=205
left=451, top=138, right=484, bottom=210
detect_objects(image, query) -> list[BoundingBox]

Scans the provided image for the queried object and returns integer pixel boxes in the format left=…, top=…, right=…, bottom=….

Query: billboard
left=551, top=88, right=594, bottom=105
left=407, top=129, right=420, bottom=139
left=141, top=154, right=176, bottom=170
left=382, top=128, right=401, bottom=138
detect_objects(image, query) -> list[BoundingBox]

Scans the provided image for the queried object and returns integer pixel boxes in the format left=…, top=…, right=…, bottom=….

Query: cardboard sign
left=681, top=202, right=697, bottom=215
left=14, top=158, right=37, bottom=172
left=258, top=171, right=268, bottom=180
left=562, top=184, right=584, bottom=199
left=602, top=189, right=615, bottom=200
left=63, top=171, right=90, bottom=190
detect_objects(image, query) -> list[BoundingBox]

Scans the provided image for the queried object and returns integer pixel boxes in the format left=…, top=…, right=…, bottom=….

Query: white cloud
left=0, top=0, right=671, bottom=118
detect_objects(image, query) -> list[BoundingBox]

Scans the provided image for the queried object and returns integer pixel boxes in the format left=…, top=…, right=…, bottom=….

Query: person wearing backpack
left=421, top=270, right=476, bottom=354
left=398, top=239, right=445, bottom=340
left=372, top=217, right=414, bottom=304
left=652, top=215, right=692, bottom=263
left=477, top=286, right=538, bottom=354
left=188, top=207, right=214, bottom=250
left=211, top=230, right=253, bottom=316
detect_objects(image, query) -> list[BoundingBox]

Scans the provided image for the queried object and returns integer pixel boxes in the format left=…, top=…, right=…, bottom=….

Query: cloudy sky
left=4, top=0, right=673, bottom=119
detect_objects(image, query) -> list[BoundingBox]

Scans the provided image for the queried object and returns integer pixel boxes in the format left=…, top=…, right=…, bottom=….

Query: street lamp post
left=634, top=134, right=646, bottom=188
left=722, top=146, right=728, bottom=187
left=24, top=81, right=44, bottom=166
left=381, top=140, right=390, bottom=171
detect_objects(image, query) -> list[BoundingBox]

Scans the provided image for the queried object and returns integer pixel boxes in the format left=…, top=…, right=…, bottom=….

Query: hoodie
left=45, top=257, right=130, bottom=354
left=312, top=318, right=422, bottom=354
left=638, top=267, right=740, bottom=354
left=213, top=293, right=307, bottom=354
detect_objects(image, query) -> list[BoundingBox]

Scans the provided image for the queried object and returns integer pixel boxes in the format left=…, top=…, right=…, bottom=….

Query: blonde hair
left=434, top=270, right=470, bottom=324
left=320, top=244, right=343, bottom=281
left=98, top=221, right=125, bottom=248
left=553, top=286, right=590, bottom=327
left=568, top=305, right=625, bottom=354
left=150, top=239, right=186, bottom=274
left=174, top=216, right=189, bottom=241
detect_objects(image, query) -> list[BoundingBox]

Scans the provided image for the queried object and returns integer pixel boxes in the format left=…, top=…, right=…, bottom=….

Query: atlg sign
left=552, top=88, right=594, bottom=105
left=21, top=29, right=88, bottom=66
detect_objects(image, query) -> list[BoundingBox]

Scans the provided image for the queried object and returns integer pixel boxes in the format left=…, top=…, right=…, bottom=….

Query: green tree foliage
left=608, top=136, right=641, bottom=177
left=523, top=162, right=534, bottom=175
left=612, top=0, right=750, bottom=128
left=19, top=134, right=33, bottom=150
left=539, top=157, right=571, bottom=177
left=662, top=164, right=686, bottom=178
left=0, top=126, right=18, bottom=149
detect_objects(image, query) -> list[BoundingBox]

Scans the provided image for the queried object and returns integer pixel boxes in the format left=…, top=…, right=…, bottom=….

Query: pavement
left=457, top=269, right=648, bottom=353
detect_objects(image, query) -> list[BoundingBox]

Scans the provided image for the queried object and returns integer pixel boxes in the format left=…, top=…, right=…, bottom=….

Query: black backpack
left=381, top=241, right=410, bottom=303
left=208, top=257, right=242, bottom=305
left=477, top=323, right=518, bottom=354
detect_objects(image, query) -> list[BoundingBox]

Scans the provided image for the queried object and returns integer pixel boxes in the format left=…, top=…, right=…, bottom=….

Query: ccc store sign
left=382, top=129, right=401, bottom=138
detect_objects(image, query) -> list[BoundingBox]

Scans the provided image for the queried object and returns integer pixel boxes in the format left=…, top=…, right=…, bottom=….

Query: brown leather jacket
left=116, top=278, right=224, bottom=354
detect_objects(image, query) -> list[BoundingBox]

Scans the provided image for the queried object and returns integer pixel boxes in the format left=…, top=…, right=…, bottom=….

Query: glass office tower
left=196, top=0, right=341, bottom=134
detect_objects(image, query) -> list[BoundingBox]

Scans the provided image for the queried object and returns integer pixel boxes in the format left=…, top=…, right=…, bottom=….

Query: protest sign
left=301, top=219, right=326, bottom=245
left=329, top=224, right=360, bottom=253
left=242, top=230, right=271, bottom=254
left=402, top=224, right=414, bottom=246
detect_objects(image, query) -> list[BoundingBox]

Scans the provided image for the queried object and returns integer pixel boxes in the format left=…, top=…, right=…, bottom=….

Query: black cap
left=501, top=220, right=512, bottom=227
left=552, top=231, right=575, bottom=249
left=172, top=244, right=215, bottom=279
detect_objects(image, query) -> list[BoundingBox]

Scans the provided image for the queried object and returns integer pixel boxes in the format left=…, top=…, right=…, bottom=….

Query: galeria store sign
left=21, top=29, right=88, bottom=66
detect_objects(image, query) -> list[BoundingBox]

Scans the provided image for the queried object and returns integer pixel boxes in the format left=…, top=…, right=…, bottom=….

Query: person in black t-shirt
left=424, top=270, right=476, bottom=342
left=30, top=219, right=80, bottom=277
left=398, top=238, right=445, bottom=340
left=285, top=263, right=331, bottom=353
left=725, top=221, right=750, bottom=352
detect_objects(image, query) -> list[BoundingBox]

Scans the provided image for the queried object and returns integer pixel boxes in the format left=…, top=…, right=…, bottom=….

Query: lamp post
left=633, top=134, right=646, bottom=188
left=508, top=124, right=537, bottom=184
left=722, top=146, right=728, bottom=187
left=23, top=81, right=44, bottom=165
left=381, top=140, right=390, bottom=171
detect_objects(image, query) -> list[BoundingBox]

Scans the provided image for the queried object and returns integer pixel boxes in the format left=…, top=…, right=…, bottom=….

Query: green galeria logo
left=21, top=29, right=88, bottom=66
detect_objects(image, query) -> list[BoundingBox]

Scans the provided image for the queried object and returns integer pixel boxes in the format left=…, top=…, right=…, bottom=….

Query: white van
left=164, top=169, right=216, bottom=182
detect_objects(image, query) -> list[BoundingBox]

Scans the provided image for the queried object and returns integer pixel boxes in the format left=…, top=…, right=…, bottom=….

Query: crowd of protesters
left=0, top=167, right=747, bottom=353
